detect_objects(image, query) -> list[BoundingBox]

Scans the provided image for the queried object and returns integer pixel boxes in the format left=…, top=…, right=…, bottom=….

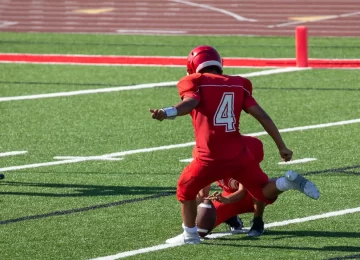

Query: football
left=196, top=199, right=217, bottom=237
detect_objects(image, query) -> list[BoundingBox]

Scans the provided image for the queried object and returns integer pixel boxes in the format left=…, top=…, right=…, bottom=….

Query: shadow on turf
left=0, top=181, right=176, bottom=197
left=205, top=240, right=360, bottom=254
left=215, top=230, right=360, bottom=241
left=0, top=191, right=176, bottom=225
left=207, top=230, right=360, bottom=254
left=325, top=254, right=360, bottom=260
left=263, top=230, right=360, bottom=240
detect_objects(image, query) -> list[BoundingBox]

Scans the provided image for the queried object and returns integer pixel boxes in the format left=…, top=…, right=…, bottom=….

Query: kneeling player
left=208, top=178, right=273, bottom=237
left=198, top=135, right=269, bottom=237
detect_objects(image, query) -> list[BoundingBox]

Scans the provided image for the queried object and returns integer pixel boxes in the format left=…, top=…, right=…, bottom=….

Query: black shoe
left=225, top=215, right=243, bottom=232
left=248, top=217, right=264, bottom=237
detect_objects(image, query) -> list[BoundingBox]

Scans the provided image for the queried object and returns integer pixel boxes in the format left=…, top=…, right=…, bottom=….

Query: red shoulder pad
left=242, top=78, right=257, bottom=111
left=243, top=78, right=253, bottom=96
left=177, top=74, right=201, bottom=101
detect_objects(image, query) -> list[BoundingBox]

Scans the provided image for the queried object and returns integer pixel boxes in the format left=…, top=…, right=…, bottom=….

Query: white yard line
left=53, top=156, right=124, bottom=161
left=268, top=11, right=360, bottom=28
left=208, top=206, right=360, bottom=239
left=265, top=207, right=360, bottom=228
left=0, top=67, right=307, bottom=102
left=169, top=0, right=257, bottom=22
left=278, top=158, right=317, bottom=165
left=0, top=151, right=27, bottom=157
left=0, top=158, right=93, bottom=172
left=1, top=118, right=359, bottom=173
left=179, top=158, right=193, bottom=162
left=0, top=81, right=176, bottom=102
left=182, top=158, right=318, bottom=164
left=91, top=206, right=360, bottom=260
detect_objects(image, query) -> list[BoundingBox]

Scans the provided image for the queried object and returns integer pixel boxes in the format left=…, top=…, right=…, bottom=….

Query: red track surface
left=1, top=53, right=359, bottom=68
left=0, top=1, right=359, bottom=68
left=0, top=0, right=359, bottom=36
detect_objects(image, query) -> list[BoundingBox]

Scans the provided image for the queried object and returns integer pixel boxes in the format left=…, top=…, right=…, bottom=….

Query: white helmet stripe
left=195, top=60, right=223, bottom=73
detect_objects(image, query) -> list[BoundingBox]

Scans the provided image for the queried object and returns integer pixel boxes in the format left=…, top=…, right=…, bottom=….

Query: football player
left=150, top=45, right=320, bottom=245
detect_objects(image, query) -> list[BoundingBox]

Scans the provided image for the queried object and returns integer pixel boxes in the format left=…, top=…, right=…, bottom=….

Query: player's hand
left=206, top=191, right=220, bottom=200
left=279, top=147, right=293, bottom=162
left=149, top=109, right=167, bottom=121
left=206, top=191, right=230, bottom=204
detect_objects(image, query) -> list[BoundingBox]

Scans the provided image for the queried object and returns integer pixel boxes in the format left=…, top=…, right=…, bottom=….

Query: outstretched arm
left=246, top=104, right=293, bottom=161
left=149, top=97, right=199, bottom=121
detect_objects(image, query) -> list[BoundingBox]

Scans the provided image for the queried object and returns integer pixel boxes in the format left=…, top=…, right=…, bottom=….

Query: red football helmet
left=186, top=45, right=223, bottom=75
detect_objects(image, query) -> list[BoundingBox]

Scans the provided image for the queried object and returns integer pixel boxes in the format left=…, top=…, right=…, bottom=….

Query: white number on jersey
left=213, top=92, right=236, bottom=132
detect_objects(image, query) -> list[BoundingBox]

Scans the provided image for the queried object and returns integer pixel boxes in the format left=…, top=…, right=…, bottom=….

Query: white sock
left=276, top=177, right=297, bottom=191
left=182, top=223, right=198, bottom=234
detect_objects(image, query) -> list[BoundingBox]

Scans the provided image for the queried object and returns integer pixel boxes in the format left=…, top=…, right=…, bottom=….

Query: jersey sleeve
left=177, top=75, right=200, bottom=101
left=242, top=78, right=258, bottom=112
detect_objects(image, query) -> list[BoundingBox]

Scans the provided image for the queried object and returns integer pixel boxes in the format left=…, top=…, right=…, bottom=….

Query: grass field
left=0, top=32, right=360, bottom=260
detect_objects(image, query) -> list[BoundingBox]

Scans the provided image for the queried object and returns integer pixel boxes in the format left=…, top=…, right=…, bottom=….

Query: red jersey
left=177, top=73, right=257, bottom=161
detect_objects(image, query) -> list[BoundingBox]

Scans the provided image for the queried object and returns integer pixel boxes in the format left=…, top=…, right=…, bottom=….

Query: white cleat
left=285, top=170, right=320, bottom=200
left=165, top=231, right=201, bottom=245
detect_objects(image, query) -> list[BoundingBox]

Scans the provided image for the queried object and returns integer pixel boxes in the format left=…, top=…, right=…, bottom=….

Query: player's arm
left=149, top=97, right=199, bottom=121
left=247, top=104, right=293, bottom=161
left=207, top=185, right=247, bottom=204
left=150, top=76, right=200, bottom=121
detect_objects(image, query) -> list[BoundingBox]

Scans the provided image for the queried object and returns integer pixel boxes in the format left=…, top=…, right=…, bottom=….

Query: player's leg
left=234, top=151, right=319, bottom=204
left=232, top=154, right=275, bottom=205
left=177, top=161, right=217, bottom=229
left=213, top=184, right=266, bottom=237
left=248, top=198, right=266, bottom=237
left=241, top=136, right=320, bottom=200
left=212, top=188, right=266, bottom=237
left=248, top=178, right=280, bottom=237
left=167, top=162, right=203, bottom=244
left=263, top=170, right=320, bottom=200
left=243, top=135, right=264, bottom=164
left=166, top=159, right=223, bottom=244
left=213, top=192, right=254, bottom=230
left=224, top=215, right=243, bottom=232
left=242, top=136, right=266, bottom=236
left=249, top=171, right=320, bottom=237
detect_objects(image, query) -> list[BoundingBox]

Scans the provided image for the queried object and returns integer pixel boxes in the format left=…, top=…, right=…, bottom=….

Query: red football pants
left=176, top=148, right=274, bottom=204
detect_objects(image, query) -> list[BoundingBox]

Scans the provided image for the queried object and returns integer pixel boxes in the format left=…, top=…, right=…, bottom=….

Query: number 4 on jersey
left=214, top=92, right=236, bottom=132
